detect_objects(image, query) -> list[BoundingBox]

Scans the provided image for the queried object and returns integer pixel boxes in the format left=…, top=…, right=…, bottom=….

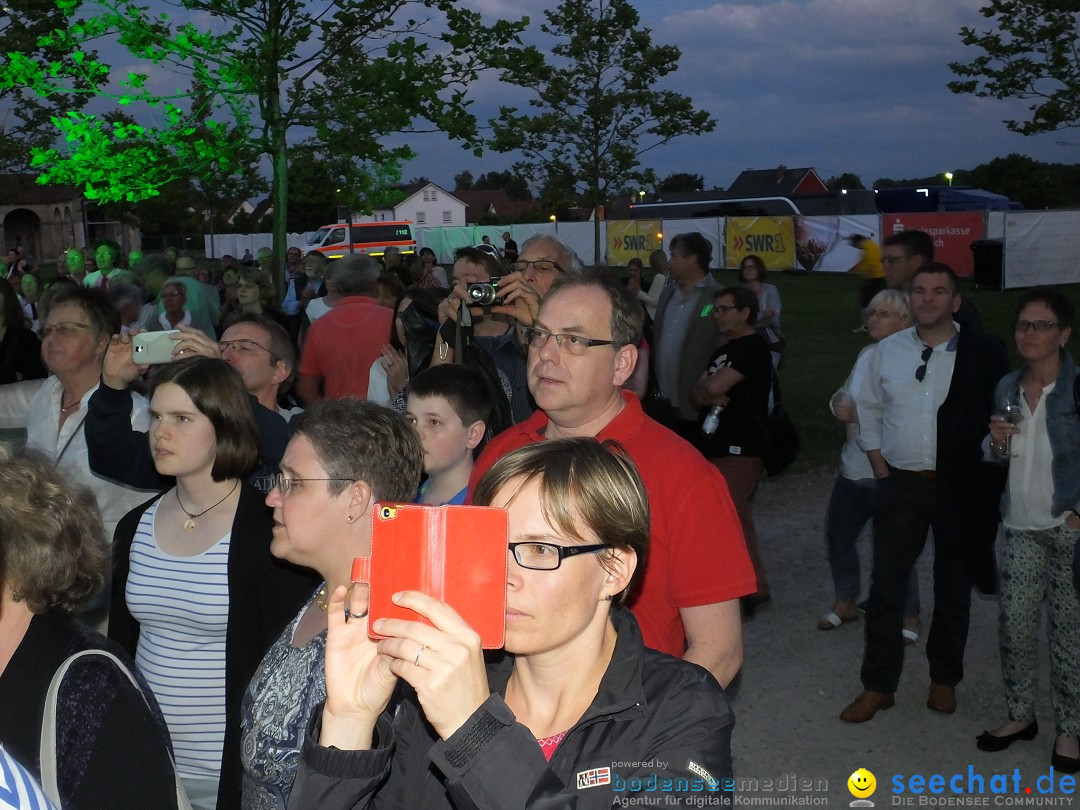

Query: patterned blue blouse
left=240, top=589, right=326, bottom=810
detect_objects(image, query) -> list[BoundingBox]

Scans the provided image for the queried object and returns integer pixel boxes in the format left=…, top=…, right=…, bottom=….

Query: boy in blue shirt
left=406, top=365, right=492, bottom=505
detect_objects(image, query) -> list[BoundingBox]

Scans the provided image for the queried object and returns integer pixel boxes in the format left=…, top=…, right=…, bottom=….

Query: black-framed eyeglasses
left=1014, top=319, right=1059, bottom=333
left=509, top=541, right=609, bottom=571
left=513, top=258, right=565, bottom=275
left=522, top=327, right=615, bottom=355
left=273, top=474, right=356, bottom=496
left=915, top=345, right=933, bottom=382
left=713, top=304, right=739, bottom=314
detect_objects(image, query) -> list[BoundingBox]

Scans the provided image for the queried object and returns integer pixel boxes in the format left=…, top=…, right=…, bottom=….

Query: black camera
left=466, top=276, right=503, bottom=306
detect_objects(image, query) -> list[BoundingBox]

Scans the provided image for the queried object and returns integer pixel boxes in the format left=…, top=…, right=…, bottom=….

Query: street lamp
left=549, top=214, right=557, bottom=235
left=944, top=172, right=954, bottom=187
left=638, top=190, right=645, bottom=204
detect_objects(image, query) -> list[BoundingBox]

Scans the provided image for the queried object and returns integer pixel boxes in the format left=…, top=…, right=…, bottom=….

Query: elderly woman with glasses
left=288, top=438, right=733, bottom=809
left=240, top=398, right=423, bottom=809
left=109, top=356, right=314, bottom=809
left=977, top=287, right=1080, bottom=774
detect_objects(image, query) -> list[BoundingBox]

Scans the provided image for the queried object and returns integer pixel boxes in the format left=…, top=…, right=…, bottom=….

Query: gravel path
left=725, top=467, right=1074, bottom=808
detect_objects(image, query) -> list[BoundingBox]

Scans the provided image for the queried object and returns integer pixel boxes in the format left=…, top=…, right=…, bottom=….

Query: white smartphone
left=131, top=330, right=180, bottom=365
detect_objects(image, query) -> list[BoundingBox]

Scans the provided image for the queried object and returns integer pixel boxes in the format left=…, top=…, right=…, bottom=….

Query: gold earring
left=346, top=515, right=355, bottom=524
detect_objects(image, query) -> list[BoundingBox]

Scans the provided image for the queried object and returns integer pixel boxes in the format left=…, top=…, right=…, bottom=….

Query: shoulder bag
left=39, top=649, right=192, bottom=810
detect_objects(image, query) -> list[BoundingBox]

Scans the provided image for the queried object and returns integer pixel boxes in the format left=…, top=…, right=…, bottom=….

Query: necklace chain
left=175, top=481, right=239, bottom=532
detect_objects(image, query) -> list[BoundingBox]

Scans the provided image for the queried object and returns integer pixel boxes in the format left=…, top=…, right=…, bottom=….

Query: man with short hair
left=158, top=256, right=221, bottom=335
left=469, top=270, right=756, bottom=687
left=840, top=262, right=1008, bottom=722
left=882, top=230, right=982, bottom=330
left=651, top=232, right=721, bottom=438
left=296, top=254, right=391, bottom=403
left=501, top=231, right=519, bottom=264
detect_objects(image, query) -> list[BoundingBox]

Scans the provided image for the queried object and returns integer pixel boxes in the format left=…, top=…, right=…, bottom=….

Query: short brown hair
left=149, top=357, right=259, bottom=481
left=290, top=398, right=423, bottom=501
left=0, top=445, right=108, bottom=613
left=545, top=269, right=644, bottom=347
left=472, top=438, right=649, bottom=606
left=40, top=283, right=119, bottom=341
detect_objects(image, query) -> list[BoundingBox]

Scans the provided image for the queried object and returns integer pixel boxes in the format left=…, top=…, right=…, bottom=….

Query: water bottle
left=702, top=404, right=724, bottom=435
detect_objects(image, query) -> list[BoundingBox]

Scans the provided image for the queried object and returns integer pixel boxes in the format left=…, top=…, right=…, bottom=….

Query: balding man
left=296, top=255, right=392, bottom=403
left=469, top=270, right=755, bottom=687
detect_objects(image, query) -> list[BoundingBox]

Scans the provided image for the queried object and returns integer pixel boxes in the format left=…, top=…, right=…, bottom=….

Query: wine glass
left=999, top=391, right=1024, bottom=457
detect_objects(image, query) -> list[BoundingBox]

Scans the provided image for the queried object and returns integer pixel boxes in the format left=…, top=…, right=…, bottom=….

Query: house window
left=442, top=210, right=452, bottom=224
left=430, top=189, right=437, bottom=201
left=416, top=211, right=426, bottom=224
left=423, top=189, right=431, bottom=202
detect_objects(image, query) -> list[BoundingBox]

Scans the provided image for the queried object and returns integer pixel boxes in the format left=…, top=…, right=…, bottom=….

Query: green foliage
left=492, top=0, right=715, bottom=257
left=825, top=172, right=865, bottom=192
left=657, top=172, right=704, bottom=193
left=474, top=169, right=532, bottom=200
left=949, top=0, right=1080, bottom=134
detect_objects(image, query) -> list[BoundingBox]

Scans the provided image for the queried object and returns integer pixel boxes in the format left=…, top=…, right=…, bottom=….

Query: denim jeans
left=824, top=475, right=920, bottom=616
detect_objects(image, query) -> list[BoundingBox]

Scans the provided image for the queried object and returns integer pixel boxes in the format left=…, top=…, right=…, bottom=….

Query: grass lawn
left=700, top=269, right=1080, bottom=473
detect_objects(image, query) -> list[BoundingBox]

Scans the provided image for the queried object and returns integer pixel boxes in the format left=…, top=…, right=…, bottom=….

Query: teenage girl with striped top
left=109, top=357, right=314, bottom=809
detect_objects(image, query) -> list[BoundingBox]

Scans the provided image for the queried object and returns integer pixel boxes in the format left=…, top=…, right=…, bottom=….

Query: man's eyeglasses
left=915, top=345, right=933, bottom=382
left=881, top=254, right=913, bottom=266
left=522, top=327, right=615, bottom=355
left=513, top=258, right=565, bottom=275
left=509, top=541, right=609, bottom=571
left=1014, top=319, right=1059, bottom=333
left=713, top=304, right=739, bottom=314
left=41, top=322, right=90, bottom=339
left=219, top=338, right=274, bottom=357
left=272, top=474, right=356, bottom=495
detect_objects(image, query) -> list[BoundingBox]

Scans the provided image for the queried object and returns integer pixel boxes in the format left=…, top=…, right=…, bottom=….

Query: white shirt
left=1003, top=381, right=1062, bottom=530
left=857, top=325, right=959, bottom=471
left=0, top=376, right=158, bottom=541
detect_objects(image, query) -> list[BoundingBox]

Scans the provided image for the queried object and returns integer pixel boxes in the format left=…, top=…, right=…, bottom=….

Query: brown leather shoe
left=840, top=690, right=895, bottom=723
left=927, top=682, right=957, bottom=714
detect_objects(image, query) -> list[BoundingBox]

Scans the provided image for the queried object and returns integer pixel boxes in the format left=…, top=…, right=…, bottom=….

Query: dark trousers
left=860, top=470, right=972, bottom=693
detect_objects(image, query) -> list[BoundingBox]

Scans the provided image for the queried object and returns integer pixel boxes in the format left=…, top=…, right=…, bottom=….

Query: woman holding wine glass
left=978, top=287, right=1080, bottom=773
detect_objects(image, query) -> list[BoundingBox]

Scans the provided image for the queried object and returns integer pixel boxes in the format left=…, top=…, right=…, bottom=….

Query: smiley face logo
left=848, top=768, right=877, bottom=798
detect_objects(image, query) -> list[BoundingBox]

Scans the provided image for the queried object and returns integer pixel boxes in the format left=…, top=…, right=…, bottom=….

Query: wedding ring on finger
left=413, top=645, right=426, bottom=666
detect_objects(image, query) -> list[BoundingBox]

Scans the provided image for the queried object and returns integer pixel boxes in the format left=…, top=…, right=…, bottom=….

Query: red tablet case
left=351, top=503, right=509, bottom=648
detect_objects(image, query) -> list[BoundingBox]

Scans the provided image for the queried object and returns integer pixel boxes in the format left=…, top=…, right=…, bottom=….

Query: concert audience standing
left=841, top=263, right=1008, bottom=723
left=0, top=276, right=45, bottom=383
left=737, top=254, right=783, bottom=365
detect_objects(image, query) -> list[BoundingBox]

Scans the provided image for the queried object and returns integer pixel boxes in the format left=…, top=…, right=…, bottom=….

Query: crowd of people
left=0, top=228, right=1076, bottom=809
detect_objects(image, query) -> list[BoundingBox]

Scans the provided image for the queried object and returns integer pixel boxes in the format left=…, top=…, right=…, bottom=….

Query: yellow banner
left=726, top=217, right=795, bottom=270
left=607, top=220, right=662, bottom=265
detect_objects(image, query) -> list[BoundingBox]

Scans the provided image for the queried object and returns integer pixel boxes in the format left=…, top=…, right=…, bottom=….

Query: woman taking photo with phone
left=289, top=438, right=734, bottom=808
left=109, top=356, right=314, bottom=809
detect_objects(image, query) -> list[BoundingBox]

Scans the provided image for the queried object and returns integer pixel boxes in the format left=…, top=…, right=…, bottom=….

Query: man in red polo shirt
left=469, top=270, right=755, bottom=687
left=296, top=255, right=391, bottom=404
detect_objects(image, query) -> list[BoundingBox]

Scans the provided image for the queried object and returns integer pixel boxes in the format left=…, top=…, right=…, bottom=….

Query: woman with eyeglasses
left=109, top=356, right=314, bottom=809
left=288, top=438, right=733, bottom=809
left=977, top=287, right=1080, bottom=773
left=241, top=398, right=423, bottom=809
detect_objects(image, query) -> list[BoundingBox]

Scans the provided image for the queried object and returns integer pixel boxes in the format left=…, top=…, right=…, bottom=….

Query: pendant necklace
left=176, top=481, right=239, bottom=532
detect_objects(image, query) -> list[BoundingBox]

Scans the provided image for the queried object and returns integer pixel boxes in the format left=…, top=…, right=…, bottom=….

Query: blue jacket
left=994, top=350, right=1080, bottom=517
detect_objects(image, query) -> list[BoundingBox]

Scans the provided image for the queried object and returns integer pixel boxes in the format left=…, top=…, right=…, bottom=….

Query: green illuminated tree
left=491, top=0, right=715, bottom=261
left=949, top=0, right=1080, bottom=134
left=0, top=0, right=532, bottom=284
left=0, top=0, right=104, bottom=172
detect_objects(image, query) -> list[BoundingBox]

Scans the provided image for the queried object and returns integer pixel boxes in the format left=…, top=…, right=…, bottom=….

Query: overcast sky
left=395, top=0, right=1076, bottom=191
